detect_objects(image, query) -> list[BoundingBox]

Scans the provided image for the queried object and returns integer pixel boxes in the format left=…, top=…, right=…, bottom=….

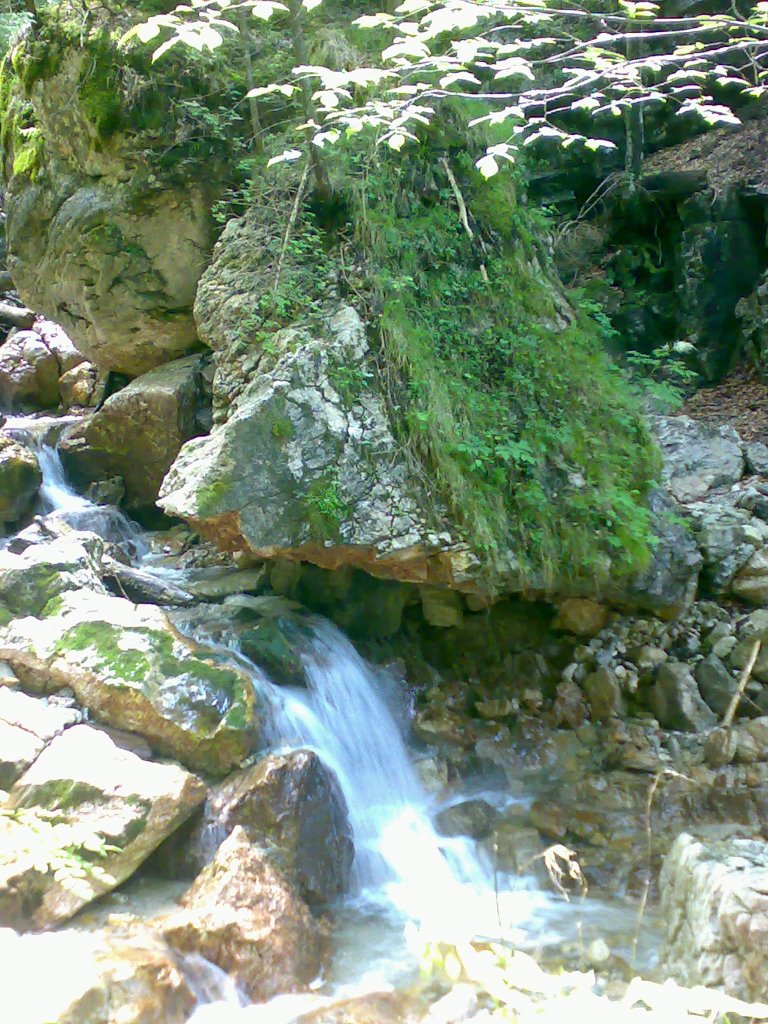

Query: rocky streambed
left=2, top=400, right=768, bottom=1023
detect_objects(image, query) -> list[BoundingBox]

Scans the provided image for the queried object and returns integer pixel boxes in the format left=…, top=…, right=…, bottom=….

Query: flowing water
left=4, top=423, right=662, bottom=1022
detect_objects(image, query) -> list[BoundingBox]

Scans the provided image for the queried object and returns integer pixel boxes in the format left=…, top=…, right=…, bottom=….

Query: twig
left=439, top=157, right=489, bottom=283
left=723, top=639, right=760, bottom=728
left=273, top=156, right=311, bottom=296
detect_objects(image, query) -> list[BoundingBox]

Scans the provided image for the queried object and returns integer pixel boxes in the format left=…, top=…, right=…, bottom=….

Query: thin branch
left=723, top=640, right=761, bottom=728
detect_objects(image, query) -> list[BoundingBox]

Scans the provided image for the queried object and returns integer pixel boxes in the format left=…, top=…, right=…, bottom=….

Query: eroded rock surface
left=0, top=435, right=41, bottom=523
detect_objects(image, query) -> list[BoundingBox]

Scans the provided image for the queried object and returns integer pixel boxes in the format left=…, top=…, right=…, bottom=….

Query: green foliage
left=346, top=142, right=659, bottom=586
left=626, top=345, right=699, bottom=410
left=304, top=472, right=347, bottom=540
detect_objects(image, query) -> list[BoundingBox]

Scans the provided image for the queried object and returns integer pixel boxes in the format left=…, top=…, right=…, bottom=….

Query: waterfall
left=3, top=415, right=146, bottom=554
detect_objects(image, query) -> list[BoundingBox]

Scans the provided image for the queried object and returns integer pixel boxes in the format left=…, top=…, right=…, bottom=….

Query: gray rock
left=660, top=832, right=768, bottom=1000
left=0, top=725, right=205, bottom=929
left=652, top=415, right=744, bottom=502
left=583, top=667, right=624, bottom=721
left=703, top=727, right=737, bottom=767
left=60, top=355, right=206, bottom=508
left=735, top=716, right=768, bottom=763
left=0, top=687, right=80, bottom=788
left=688, top=501, right=763, bottom=591
left=0, top=535, right=105, bottom=617
left=436, top=798, right=497, bottom=840
left=160, top=304, right=473, bottom=588
left=0, top=330, right=60, bottom=409
left=695, top=654, right=740, bottom=717
left=651, top=661, right=717, bottom=732
left=746, top=442, right=768, bottom=477
left=732, top=547, right=768, bottom=605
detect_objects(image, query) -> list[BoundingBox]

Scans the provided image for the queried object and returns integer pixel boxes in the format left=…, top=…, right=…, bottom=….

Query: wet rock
left=695, top=655, right=740, bottom=717
left=0, top=434, right=41, bottom=523
left=160, top=827, right=327, bottom=1000
left=184, top=567, right=267, bottom=600
left=626, top=645, right=668, bottom=672
left=60, top=355, right=206, bottom=508
left=583, top=667, right=624, bottom=721
left=660, top=831, right=768, bottom=1000
left=747, top=442, right=768, bottom=478
left=0, top=329, right=60, bottom=409
left=0, top=686, right=80, bottom=787
left=0, top=535, right=105, bottom=617
left=0, top=927, right=198, bottom=1024
left=435, top=798, right=497, bottom=840
left=651, top=661, right=717, bottom=732
left=0, top=725, right=205, bottom=929
left=553, top=598, right=609, bottom=637
left=653, top=415, right=744, bottom=502
left=0, top=590, right=259, bottom=775
left=178, top=750, right=353, bottom=904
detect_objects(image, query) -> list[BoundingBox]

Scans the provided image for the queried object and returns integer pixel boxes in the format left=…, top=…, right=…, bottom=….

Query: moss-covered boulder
left=0, top=590, right=259, bottom=774
left=0, top=8, right=233, bottom=374
left=0, top=724, right=206, bottom=929
left=59, top=354, right=206, bottom=508
left=0, top=433, right=41, bottom=522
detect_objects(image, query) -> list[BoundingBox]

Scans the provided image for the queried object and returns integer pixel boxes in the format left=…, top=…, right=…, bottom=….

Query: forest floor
left=684, top=363, right=768, bottom=444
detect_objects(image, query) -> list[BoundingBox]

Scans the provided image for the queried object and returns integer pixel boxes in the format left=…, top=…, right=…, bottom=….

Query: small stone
left=695, top=654, right=741, bottom=717
left=651, top=661, right=717, bottom=732
left=704, top=728, right=738, bottom=767
left=746, top=441, right=768, bottom=477
left=583, top=667, right=624, bottom=721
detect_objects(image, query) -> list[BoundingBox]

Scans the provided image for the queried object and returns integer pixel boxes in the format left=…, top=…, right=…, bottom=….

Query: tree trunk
left=287, top=0, right=332, bottom=204
left=237, top=7, right=264, bottom=154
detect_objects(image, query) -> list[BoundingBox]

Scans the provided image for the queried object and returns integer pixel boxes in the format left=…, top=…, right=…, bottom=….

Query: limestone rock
left=747, top=442, right=768, bottom=478
left=653, top=415, right=744, bottom=503
left=0, top=434, right=41, bottom=523
left=689, top=502, right=764, bottom=592
left=0, top=535, right=105, bottom=617
left=651, top=661, right=717, bottom=732
left=0, top=927, right=198, bottom=1024
left=553, top=598, right=609, bottom=637
left=419, top=586, right=463, bottom=628
left=60, top=355, right=205, bottom=508
left=735, top=717, right=768, bottom=764
left=660, top=831, right=768, bottom=1000
left=160, top=827, right=327, bottom=1000
left=0, top=725, right=205, bottom=929
left=0, top=329, right=60, bottom=409
left=160, top=304, right=470, bottom=587
left=0, top=687, right=79, bottom=788
left=0, top=590, right=258, bottom=775
left=174, top=749, right=353, bottom=905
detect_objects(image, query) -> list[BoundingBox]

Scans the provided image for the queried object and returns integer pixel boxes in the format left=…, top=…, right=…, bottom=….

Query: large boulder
left=0, top=434, right=41, bottom=523
left=160, top=826, right=328, bottom=1000
left=59, top=355, right=206, bottom=508
left=660, top=831, right=768, bottom=1000
left=0, top=590, right=259, bottom=775
left=0, top=724, right=206, bottom=929
left=178, top=749, right=353, bottom=904
left=159, top=304, right=470, bottom=587
left=0, top=927, right=199, bottom=1024
left=2, top=23, right=221, bottom=374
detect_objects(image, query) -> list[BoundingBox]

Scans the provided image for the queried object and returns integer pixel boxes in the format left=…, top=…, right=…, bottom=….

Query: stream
left=3, top=413, right=662, bottom=1022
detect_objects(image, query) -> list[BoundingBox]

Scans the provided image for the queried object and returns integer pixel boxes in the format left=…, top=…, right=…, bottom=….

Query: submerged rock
left=160, top=827, right=327, bottom=1000
left=60, top=355, right=206, bottom=508
left=0, top=724, right=205, bottom=929
left=0, top=590, right=259, bottom=775
left=0, top=435, right=41, bottom=523
left=184, top=749, right=353, bottom=904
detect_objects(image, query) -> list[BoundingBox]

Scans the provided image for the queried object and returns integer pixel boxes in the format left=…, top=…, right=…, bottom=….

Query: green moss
left=78, top=37, right=123, bottom=139
left=196, top=479, right=233, bottom=517
left=12, top=124, right=43, bottom=177
left=304, top=473, right=347, bottom=542
left=55, top=622, right=152, bottom=684
left=338, top=140, right=659, bottom=588
left=271, top=416, right=294, bottom=442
